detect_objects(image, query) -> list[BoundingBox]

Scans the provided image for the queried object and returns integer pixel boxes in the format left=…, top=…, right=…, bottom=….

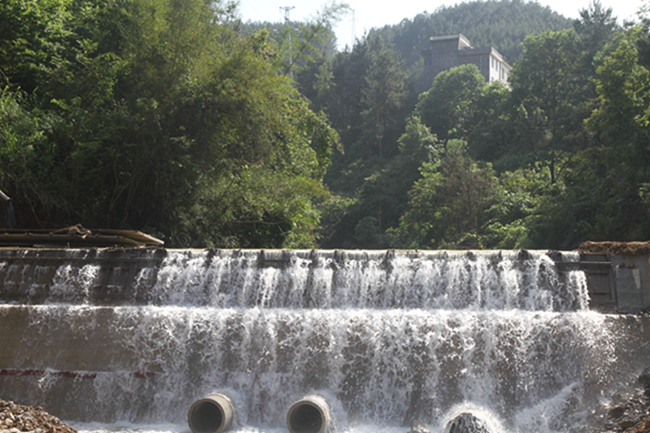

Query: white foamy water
left=0, top=249, right=638, bottom=433
left=71, top=422, right=407, bottom=433
left=145, top=250, right=588, bottom=311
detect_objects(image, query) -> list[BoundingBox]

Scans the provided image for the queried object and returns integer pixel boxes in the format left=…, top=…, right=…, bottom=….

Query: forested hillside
left=302, top=0, right=650, bottom=250
left=373, top=0, right=572, bottom=67
left=1, top=0, right=650, bottom=251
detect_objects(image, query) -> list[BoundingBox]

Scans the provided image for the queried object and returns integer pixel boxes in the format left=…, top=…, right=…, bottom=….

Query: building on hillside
left=420, top=34, right=511, bottom=93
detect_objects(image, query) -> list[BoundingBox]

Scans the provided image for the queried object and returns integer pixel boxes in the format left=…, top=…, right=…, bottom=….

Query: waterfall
left=0, top=249, right=646, bottom=433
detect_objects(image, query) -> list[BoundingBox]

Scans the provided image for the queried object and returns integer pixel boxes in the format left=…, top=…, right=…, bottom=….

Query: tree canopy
left=3, top=0, right=649, bottom=251
left=0, top=0, right=340, bottom=248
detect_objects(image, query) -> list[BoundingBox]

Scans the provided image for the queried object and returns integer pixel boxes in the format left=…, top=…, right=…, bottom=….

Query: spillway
left=0, top=248, right=649, bottom=433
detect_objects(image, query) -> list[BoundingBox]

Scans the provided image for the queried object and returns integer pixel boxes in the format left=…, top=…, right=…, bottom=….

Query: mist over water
left=1, top=249, right=638, bottom=433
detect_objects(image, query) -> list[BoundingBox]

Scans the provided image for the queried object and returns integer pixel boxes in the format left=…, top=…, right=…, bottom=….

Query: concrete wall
left=611, top=254, right=650, bottom=313
left=1, top=247, right=650, bottom=424
left=0, top=248, right=165, bottom=304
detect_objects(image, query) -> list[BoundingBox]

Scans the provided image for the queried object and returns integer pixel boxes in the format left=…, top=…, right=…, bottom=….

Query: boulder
left=445, top=412, right=491, bottom=433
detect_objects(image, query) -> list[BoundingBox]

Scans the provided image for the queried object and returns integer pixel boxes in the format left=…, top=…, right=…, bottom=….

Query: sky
left=237, top=0, right=645, bottom=50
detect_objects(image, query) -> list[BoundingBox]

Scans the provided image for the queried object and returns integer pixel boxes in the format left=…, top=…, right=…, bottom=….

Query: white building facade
left=420, top=34, right=511, bottom=93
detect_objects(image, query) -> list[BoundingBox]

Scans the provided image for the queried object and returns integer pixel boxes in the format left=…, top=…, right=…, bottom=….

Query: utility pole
left=280, top=6, right=295, bottom=21
left=280, top=6, right=295, bottom=78
left=351, top=9, right=356, bottom=47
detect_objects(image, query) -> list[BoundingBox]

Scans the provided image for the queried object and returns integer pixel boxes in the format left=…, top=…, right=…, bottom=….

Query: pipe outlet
left=286, top=395, right=330, bottom=433
left=187, top=394, right=233, bottom=433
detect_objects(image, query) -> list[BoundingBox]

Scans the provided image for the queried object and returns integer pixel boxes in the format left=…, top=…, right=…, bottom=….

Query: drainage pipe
left=187, top=394, right=233, bottom=433
left=286, top=395, right=330, bottom=433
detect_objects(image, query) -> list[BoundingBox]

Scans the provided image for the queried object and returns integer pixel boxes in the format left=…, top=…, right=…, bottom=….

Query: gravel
left=0, top=399, right=76, bottom=433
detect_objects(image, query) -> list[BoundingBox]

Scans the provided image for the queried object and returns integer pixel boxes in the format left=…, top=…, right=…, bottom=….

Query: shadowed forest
left=1, top=0, right=649, bottom=250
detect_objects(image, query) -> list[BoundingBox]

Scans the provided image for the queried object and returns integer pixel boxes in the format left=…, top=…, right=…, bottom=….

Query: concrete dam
left=0, top=247, right=649, bottom=433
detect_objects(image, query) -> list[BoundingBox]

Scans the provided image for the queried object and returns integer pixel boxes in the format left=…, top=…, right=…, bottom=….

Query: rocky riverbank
left=586, top=369, right=650, bottom=433
left=0, top=399, right=76, bottom=433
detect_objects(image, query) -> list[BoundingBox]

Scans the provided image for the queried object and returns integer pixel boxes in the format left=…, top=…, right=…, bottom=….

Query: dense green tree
left=484, top=166, right=554, bottom=248
left=580, top=28, right=650, bottom=241
left=509, top=29, right=591, bottom=184
left=360, top=35, right=409, bottom=158
left=588, top=30, right=650, bottom=155
left=0, top=0, right=74, bottom=93
left=465, top=81, right=515, bottom=169
left=0, top=0, right=340, bottom=248
left=573, top=0, right=619, bottom=57
left=318, top=41, right=373, bottom=195
left=321, top=117, right=439, bottom=248
left=318, top=35, right=416, bottom=197
left=0, top=89, right=64, bottom=225
left=387, top=140, right=497, bottom=249
left=415, top=64, right=487, bottom=145
left=517, top=23, right=650, bottom=249
left=635, top=0, right=650, bottom=67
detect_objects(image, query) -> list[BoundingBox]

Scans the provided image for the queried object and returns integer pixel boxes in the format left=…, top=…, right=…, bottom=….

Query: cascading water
left=0, top=249, right=648, bottom=433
